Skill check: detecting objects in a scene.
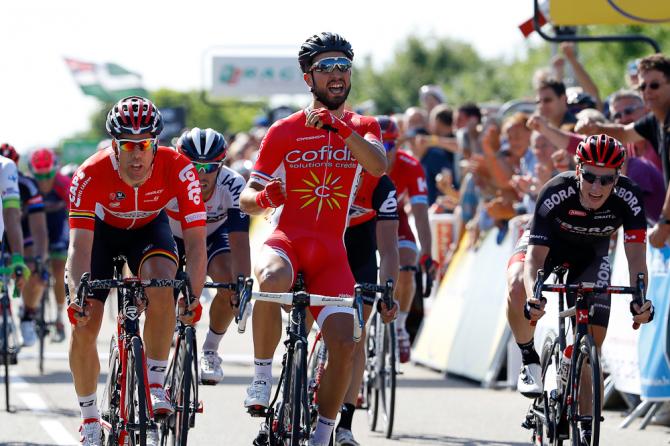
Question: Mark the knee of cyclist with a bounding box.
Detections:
[328,338,356,363]
[257,267,291,292]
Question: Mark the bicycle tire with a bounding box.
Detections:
[37,286,48,375]
[533,333,563,446]
[569,335,601,446]
[306,334,325,431]
[160,332,181,446]
[128,336,149,446]
[102,335,121,446]
[174,327,195,446]
[2,298,10,412]
[379,319,397,438]
[288,340,307,446]
[365,313,379,431]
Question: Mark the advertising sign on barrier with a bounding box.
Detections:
[639,244,670,401]
[429,213,460,283]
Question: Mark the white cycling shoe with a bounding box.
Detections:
[20,320,37,347]
[244,376,271,409]
[79,419,103,446]
[200,351,224,385]
[517,363,543,398]
[335,428,360,446]
[149,384,174,416]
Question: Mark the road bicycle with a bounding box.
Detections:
[0,261,20,413]
[74,257,191,446]
[244,273,364,446]
[522,266,647,446]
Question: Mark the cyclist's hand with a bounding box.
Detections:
[255,178,286,209]
[10,253,30,291]
[419,254,438,280]
[177,296,202,325]
[379,299,398,324]
[67,300,90,327]
[304,108,353,139]
[525,297,546,322]
[630,300,654,329]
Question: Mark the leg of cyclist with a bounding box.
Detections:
[396,245,417,363]
[20,243,42,347]
[505,230,543,397]
[200,252,235,384]
[51,255,67,342]
[244,243,293,410]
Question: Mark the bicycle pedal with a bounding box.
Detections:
[247,405,268,417]
[196,400,204,413]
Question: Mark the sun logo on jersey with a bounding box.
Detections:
[292,170,348,216]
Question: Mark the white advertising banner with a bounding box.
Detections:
[211,56,306,97]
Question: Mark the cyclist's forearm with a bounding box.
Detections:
[624,242,648,290]
[239,184,266,215]
[347,134,386,177]
[66,232,93,297]
[183,226,207,298]
[228,231,251,278]
[412,203,432,257]
[28,211,49,259]
[376,221,399,284]
[523,244,550,301]
[3,207,23,257]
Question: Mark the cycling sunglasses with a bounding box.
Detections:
[383,141,396,152]
[310,57,352,73]
[193,162,221,174]
[638,81,665,92]
[34,170,56,181]
[612,105,643,121]
[114,138,157,152]
[581,170,617,186]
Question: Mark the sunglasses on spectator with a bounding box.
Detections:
[114,138,157,152]
[581,170,617,186]
[34,170,56,181]
[310,57,352,73]
[383,141,396,152]
[612,105,643,121]
[637,81,665,92]
[193,162,221,174]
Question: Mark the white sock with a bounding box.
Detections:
[202,328,225,353]
[254,357,273,380]
[146,358,168,386]
[397,311,409,332]
[312,415,336,445]
[78,392,99,420]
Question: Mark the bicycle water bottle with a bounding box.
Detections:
[559,345,573,388]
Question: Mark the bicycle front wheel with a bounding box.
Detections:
[569,335,601,446]
[173,326,196,446]
[534,333,563,446]
[365,313,379,431]
[288,340,308,446]
[102,335,121,446]
[2,298,11,412]
[378,318,396,438]
[37,288,48,375]
[127,336,150,445]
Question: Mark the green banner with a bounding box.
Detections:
[60,139,99,165]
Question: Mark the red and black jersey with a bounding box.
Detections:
[348,173,398,227]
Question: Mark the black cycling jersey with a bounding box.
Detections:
[529,171,647,248]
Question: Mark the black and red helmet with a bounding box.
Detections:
[576,134,625,169]
[0,143,19,164]
[375,116,399,142]
[105,96,164,138]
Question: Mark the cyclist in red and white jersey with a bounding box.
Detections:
[66,96,207,446]
[167,127,250,385]
[381,116,437,363]
[239,32,387,446]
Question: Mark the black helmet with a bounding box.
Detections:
[298,32,354,73]
[177,128,228,162]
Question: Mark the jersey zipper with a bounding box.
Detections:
[128,186,139,229]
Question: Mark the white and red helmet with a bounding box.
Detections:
[105,96,163,138]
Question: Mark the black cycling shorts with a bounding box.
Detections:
[345,219,378,306]
[87,211,178,303]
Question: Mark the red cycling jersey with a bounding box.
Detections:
[251,110,382,322]
[389,150,428,206]
[69,147,207,231]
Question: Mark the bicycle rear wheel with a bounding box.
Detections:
[378,318,396,438]
[306,333,326,430]
[569,335,600,446]
[127,336,150,445]
[365,313,379,431]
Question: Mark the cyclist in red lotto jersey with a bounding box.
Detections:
[380,116,437,363]
[239,32,387,446]
[66,96,207,446]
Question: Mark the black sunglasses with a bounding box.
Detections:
[612,105,643,121]
[638,81,664,92]
[581,170,617,186]
[310,57,352,73]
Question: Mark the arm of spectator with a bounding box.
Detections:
[574,120,643,144]
[560,42,602,109]
[649,189,670,248]
[484,196,516,221]
[416,134,460,153]
[527,115,571,150]
[481,126,514,190]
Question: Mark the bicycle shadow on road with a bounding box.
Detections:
[5,405,79,418]
[393,433,527,445]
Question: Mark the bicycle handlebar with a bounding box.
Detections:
[235,277,365,342]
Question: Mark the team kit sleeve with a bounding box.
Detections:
[372,175,399,221]
[407,161,429,206]
[171,153,207,229]
[68,166,97,230]
[0,161,21,209]
[250,123,286,186]
[528,182,555,247]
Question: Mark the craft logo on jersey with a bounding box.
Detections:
[291,170,348,215]
[109,191,126,201]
